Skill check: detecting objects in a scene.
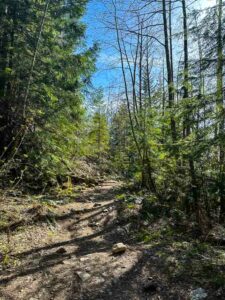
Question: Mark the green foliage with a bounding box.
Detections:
[88,111,109,158]
[84,90,110,161]
[0,0,98,186]
[137,229,162,243]
[110,104,138,178]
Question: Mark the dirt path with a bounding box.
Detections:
[0,181,151,300]
[1,181,218,300]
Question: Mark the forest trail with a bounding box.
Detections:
[0,181,223,300]
[0,181,152,300]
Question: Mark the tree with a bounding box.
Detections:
[88,91,109,162]
[0,0,97,185]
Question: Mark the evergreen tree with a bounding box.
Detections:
[88,91,109,161]
[0,0,97,185]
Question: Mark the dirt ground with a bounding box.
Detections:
[0,181,224,300]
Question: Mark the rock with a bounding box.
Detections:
[112,243,127,254]
[76,271,91,282]
[190,288,208,300]
[135,197,143,205]
[93,203,102,208]
[56,247,67,254]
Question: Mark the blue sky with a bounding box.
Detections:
[83,0,123,94]
[83,0,217,93]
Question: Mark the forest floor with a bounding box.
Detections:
[0,181,225,300]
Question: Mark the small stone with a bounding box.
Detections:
[76,271,91,282]
[135,197,143,204]
[112,243,127,254]
[93,203,101,208]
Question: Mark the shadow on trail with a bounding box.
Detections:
[0,183,123,235]
[67,201,118,232]
[18,247,180,300]
[0,202,130,286]
[0,226,114,284]
[69,252,151,300]
[0,182,157,300]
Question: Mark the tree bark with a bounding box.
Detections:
[216,0,225,220]
[162,0,176,142]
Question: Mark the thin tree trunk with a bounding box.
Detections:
[113,1,157,194]
[169,0,174,83]
[182,0,199,218]
[162,0,176,141]
[114,12,142,161]
[139,21,143,111]
[146,42,152,106]
[216,0,225,220]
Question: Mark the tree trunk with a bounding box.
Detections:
[182,0,200,219]
[216,0,225,220]
[162,0,176,142]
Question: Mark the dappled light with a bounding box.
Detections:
[0,0,225,299]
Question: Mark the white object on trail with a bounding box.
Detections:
[112,243,127,254]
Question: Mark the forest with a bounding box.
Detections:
[0,0,225,299]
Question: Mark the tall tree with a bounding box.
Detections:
[0,0,97,184]
[162,0,176,142]
[216,0,225,219]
